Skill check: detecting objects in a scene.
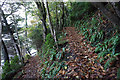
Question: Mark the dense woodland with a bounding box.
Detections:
[1,1,120,79]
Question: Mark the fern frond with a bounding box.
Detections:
[104,58,116,70]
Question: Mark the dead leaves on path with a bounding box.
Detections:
[17,27,118,79]
[17,56,40,79]
[58,27,117,79]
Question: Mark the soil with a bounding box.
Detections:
[16,27,120,79]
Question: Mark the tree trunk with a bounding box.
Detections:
[91,2,120,27]
[0,7,2,66]
[10,31,24,63]
[24,4,31,55]
[2,39,9,63]
[45,2,54,36]
[61,2,64,29]
[56,3,59,32]
[1,9,24,63]
[35,1,47,41]
[59,2,64,30]
[45,2,58,47]
[25,4,28,55]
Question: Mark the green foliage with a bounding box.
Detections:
[95,34,120,70]
[40,61,65,78]
[2,61,11,79]
[24,54,31,60]
[2,55,22,79]
[74,10,120,76]
[117,68,120,79]
[69,3,93,23]
[45,34,55,48]
[27,25,43,49]
[39,33,66,78]
[104,58,116,70]
[82,17,120,70]
[10,55,20,70]
[56,52,62,60]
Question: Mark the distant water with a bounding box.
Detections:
[1,48,37,65]
[31,49,37,56]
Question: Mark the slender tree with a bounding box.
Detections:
[1,8,24,63]
[23,3,32,55]
[59,2,65,30]
[61,2,64,29]
[25,3,28,55]
[45,2,54,36]
[0,7,2,66]
[2,39,9,63]
[35,1,47,41]
[45,2,58,47]
[55,3,59,31]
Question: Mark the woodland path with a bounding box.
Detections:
[17,27,118,79]
[58,27,117,79]
[17,56,40,79]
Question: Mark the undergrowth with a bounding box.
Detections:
[39,33,67,78]
[74,11,120,79]
[2,55,22,79]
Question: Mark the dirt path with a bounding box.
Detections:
[16,27,118,79]
[18,56,40,79]
[58,27,117,79]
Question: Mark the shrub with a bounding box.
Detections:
[39,34,66,78]
[24,54,31,60]
[2,55,22,79]
[2,61,11,79]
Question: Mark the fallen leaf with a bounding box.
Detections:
[76,76,79,78]
[65,66,67,70]
[84,56,88,58]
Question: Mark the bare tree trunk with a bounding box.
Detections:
[2,39,9,63]
[61,2,64,29]
[10,31,24,63]
[59,2,64,30]
[45,2,58,47]
[0,7,2,66]
[91,2,120,27]
[0,2,5,66]
[59,17,62,30]
[12,14,23,57]
[24,4,31,55]
[45,2,54,36]
[25,4,28,55]
[56,3,59,32]
[15,25,21,51]
[1,9,24,63]
[36,1,47,41]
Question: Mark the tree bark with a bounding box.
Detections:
[35,1,47,41]
[24,4,31,55]
[2,39,9,63]
[45,2,58,47]
[56,3,59,32]
[59,2,64,30]
[1,8,24,63]
[61,2,64,29]
[91,2,120,27]
[45,2,54,36]
[25,4,28,55]
[0,7,2,66]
